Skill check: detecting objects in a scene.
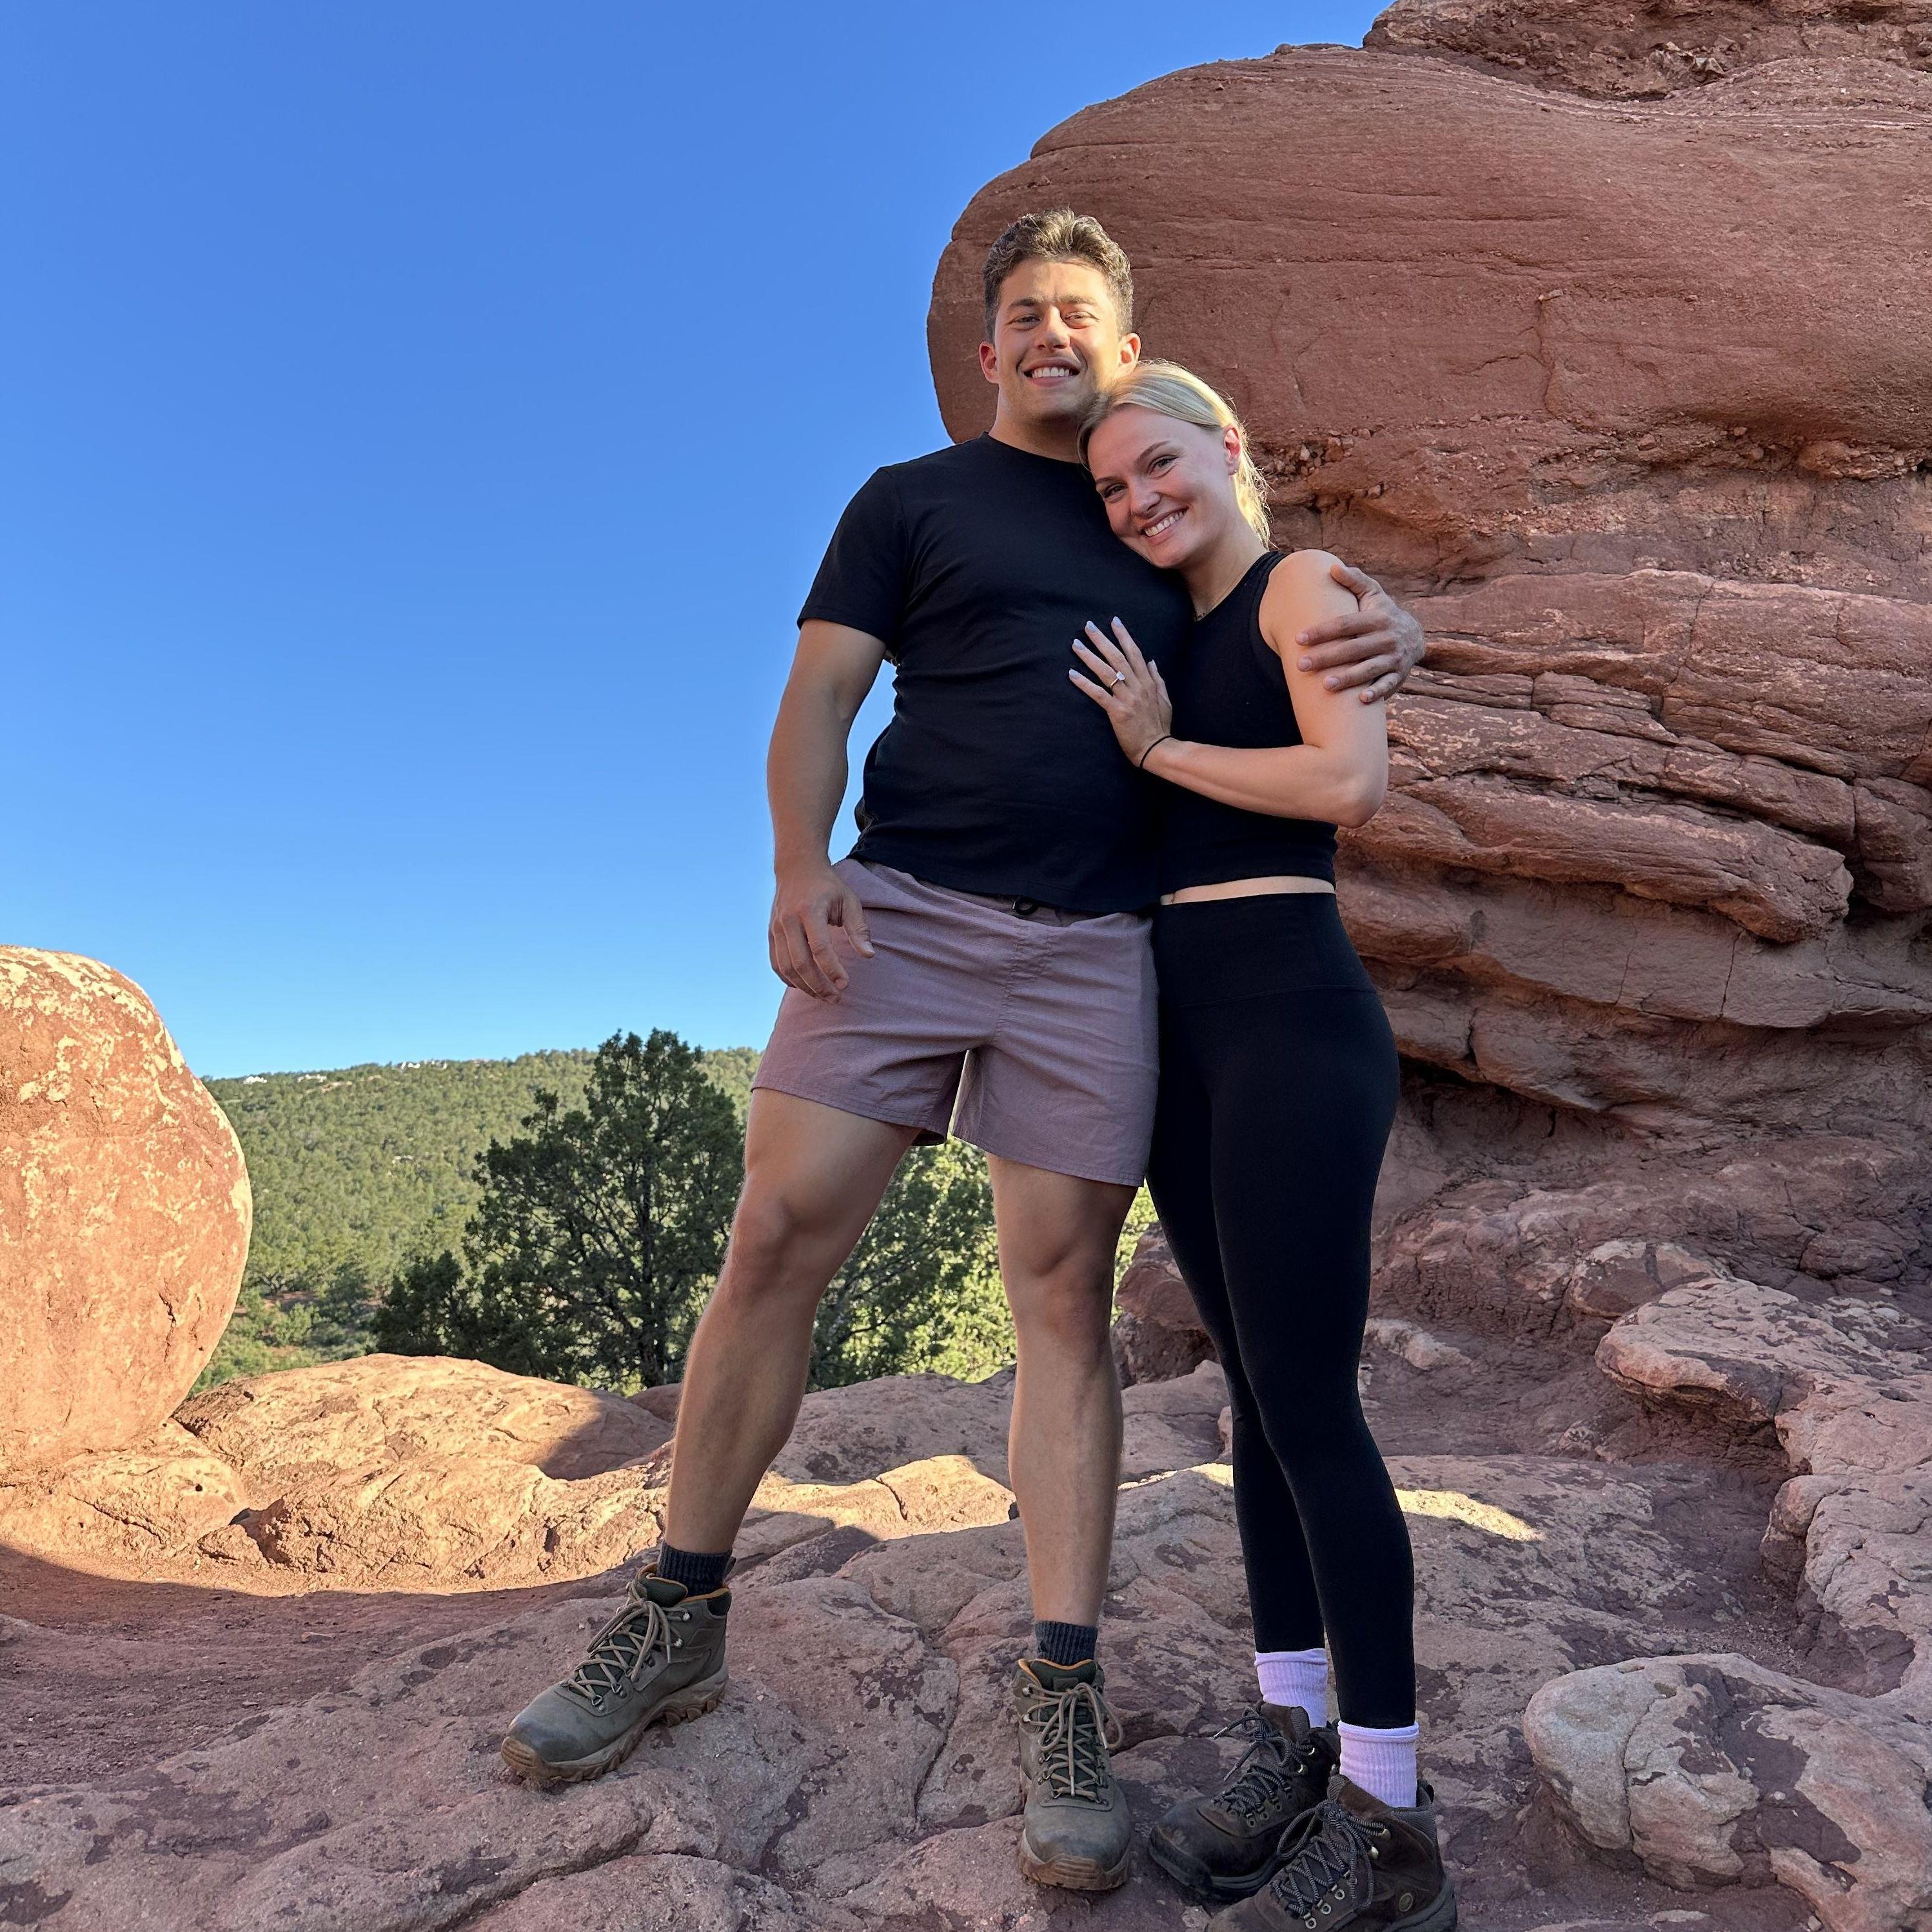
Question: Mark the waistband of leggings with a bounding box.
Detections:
[1152,890,1375,1003]
[1153,889,1347,928]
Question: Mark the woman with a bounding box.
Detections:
[1069,363,1455,1932]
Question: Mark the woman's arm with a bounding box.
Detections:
[1069,551,1390,827]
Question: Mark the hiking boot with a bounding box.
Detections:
[1011,1658,1132,1890]
[1212,1776,1457,1931]
[1150,1703,1339,1899]
[500,1568,729,1786]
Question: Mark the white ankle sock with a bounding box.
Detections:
[1337,1720,1419,1809]
[1254,1647,1330,1726]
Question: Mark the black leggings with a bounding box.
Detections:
[1147,892,1414,1730]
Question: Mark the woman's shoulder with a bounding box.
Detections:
[1262,547,1346,591]
[1256,549,1351,652]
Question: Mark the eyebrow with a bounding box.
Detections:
[1090,439,1179,488]
[1003,293,1101,319]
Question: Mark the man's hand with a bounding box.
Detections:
[769,862,874,1000]
[1296,560,1426,704]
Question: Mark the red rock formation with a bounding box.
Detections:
[936,10,1931,1925]
[936,0,1932,1274]
[1,949,250,1471]
[1110,1224,1216,1384]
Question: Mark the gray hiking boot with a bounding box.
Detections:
[1150,1702,1339,1899]
[1011,1658,1132,1891]
[1212,1776,1457,1931]
[500,1568,729,1786]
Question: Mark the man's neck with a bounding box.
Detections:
[1185,526,1271,616]
[988,413,1081,463]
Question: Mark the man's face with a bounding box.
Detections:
[978,259,1139,432]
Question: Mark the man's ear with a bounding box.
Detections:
[1117,332,1142,371]
[978,340,1000,386]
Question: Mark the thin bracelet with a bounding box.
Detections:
[1137,733,1174,770]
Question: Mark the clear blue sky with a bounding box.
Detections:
[7,3,1382,1078]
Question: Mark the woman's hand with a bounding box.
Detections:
[1070,618,1173,765]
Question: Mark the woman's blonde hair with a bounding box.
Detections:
[1079,360,1272,542]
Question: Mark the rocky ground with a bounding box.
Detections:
[6,1216,1926,1931]
[7,0,1932,1925]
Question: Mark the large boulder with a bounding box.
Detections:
[173,1351,675,1483]
[927,3,1932,1205]
[924,10,1932,1926]
[1524,1653,1932,1932]
[0,949,250,1471]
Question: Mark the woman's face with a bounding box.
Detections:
[1087,407,1244,571]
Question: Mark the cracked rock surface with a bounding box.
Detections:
[0,1343,1843,1931]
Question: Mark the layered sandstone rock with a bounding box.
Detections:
[929,9,1932,1176]
[932,7,1932,1925]
[6,8,1930,1930]
[0,949,250,1471]
[1597,1277,1932,1708]
[1368,0,1932,99]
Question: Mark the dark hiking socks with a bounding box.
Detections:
[656,1542,731,1595]
[1033,1619,1099,1668]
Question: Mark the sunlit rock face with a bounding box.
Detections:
[929,0,1932,1265]
[0,947,251,1472]
[935,10,1931,1925]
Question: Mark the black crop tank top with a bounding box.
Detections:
[1158,551,1338,895]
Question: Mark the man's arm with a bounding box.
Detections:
[1296,560,1426,704]
[767,619,889,1000]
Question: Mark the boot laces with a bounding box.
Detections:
[1027,1679,1123,1804]
[560,1596,673,1705]
[1211,1710,1303,1821]
[1268,1800,1383,1920]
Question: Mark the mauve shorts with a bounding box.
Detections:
[751,859,1158,1187]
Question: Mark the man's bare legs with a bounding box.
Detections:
[989,1154,1135,1628]
[669,1116,1132,1610]
[665,1089,917,1552]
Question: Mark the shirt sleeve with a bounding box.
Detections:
[796,467,907,652]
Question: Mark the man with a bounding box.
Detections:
[500,210,1424,1891]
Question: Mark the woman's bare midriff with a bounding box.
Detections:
[1160,875,1337,905]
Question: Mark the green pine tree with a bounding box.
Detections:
[375,1030,744,1387]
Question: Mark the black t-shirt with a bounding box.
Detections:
[798,434,1194,912]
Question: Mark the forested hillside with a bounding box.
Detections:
[198,1041,1143,1392]
[199,1045,761,1385]
[207,1047,759,1289]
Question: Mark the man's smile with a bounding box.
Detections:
[1023,356,1081,383]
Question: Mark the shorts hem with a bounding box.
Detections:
[748,1074,949,1146]
[954,1123,1146,1190]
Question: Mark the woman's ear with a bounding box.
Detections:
[1224,423,1243,475]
